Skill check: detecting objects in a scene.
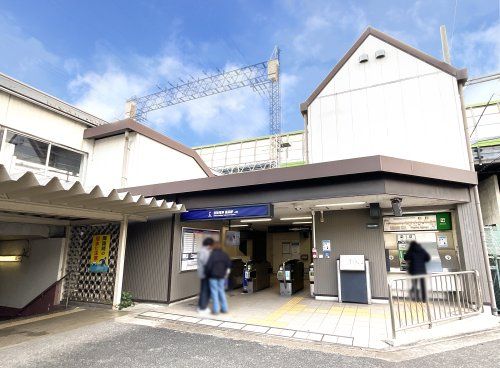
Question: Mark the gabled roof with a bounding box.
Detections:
[84,118,214,177]
[300,27,468,114]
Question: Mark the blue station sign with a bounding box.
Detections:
[181,204,272,221]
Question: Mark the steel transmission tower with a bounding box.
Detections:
[127,47,282,171]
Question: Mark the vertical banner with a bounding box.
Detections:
[89,234,111,273]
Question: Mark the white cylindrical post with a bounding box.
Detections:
[113,216,129,309]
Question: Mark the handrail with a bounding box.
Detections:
[388,270,483,338]
[17,272,74,316]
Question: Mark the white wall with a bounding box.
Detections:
[85,132,208,189]
[307,35,470,170]
[126,134,208,187]
[0,238,65,308]
[85,134,125,189]
[0,91,93,153]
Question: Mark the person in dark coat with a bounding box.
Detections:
[205,241,231,314]
[404,241,431,302]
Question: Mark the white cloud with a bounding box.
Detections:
[0,12,64,85]
[454,22,500,77]
[282,1,368,62]
[68,49,270,142]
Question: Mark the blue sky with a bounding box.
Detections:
[0,0,498,146]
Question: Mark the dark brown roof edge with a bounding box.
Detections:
[84,118,214,177]
[300,26,468,114]
[121,155,477,197]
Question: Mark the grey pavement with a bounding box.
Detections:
[1,318,500,368]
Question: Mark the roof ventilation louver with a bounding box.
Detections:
[375,49,386,59]
[358,53,369,63]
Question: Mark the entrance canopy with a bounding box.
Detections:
[0,165,185,224]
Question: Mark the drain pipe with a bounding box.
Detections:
[458,81,498,315]
[121,130,130,188]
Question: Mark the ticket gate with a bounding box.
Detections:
[243,260,272,293]
[308,263,315,297]
[277,260,304,296]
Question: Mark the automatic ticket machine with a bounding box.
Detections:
[229,259,245,289]
[277,260,304,296]
[243,260,272,293]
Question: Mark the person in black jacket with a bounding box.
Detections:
[205,241,231,314]
[404,241,431,302]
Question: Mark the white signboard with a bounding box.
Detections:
[383,215,437,232]
[339,255,365,271]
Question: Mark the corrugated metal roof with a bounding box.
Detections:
[0,165,184,222]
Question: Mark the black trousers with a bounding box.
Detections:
[198,278,210,310]
[411,278,427,302]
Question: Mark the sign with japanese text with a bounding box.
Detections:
[89,234,111,273]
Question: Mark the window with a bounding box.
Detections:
[49,145,82,175]
[7,132,48,165]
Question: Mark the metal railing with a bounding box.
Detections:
[388,271,483,338]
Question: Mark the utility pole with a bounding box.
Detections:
[440,25,451,64]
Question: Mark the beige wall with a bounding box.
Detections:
[269,232,311,273]
[0,238,65,308]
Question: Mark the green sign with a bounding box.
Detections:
[436,212,452,231]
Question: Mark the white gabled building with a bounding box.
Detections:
[300,27,470,171]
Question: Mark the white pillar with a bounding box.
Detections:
[113,215,129,309]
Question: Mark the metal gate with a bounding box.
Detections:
[64,223,120,304]
[388,271,483,338]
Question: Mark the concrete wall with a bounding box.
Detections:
[478,175,500,227]
[307,34,469,170]
[0,238,65,308]
[314,209,387,298]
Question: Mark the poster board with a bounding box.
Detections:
[181,227,220,271]
[89,234,111,273]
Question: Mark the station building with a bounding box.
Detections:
[0,27,497,319]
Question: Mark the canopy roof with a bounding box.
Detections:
[0,165,184,223]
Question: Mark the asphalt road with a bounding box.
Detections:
[1,319,499,368]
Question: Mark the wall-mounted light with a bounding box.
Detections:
[229,224,249,228]
[0,255,22,262]
[292,221,312,225]
[280,216,312,221]
[240,218,272,223]
[315,201,366,208]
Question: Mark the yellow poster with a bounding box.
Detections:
[89,234,111,273]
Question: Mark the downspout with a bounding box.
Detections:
[121,131,130,188]
[302,111,309,164]
[458,81,498,314]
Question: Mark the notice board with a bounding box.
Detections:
[181,227,220,271]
